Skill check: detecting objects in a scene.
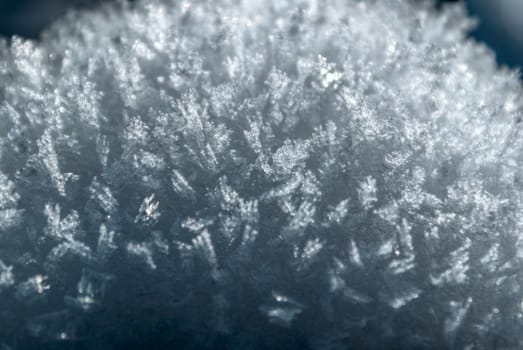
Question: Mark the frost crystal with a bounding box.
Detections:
[15,275,50,302]
[134,193,160,225]
[0,260,15,292]
[1,0,523,348]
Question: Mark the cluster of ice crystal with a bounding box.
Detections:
[1,0,523,348]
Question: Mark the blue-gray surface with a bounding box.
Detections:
[1,0,523,349]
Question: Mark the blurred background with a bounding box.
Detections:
[0,0,522,75]
[0,0,111,38]
[438,0,523,75]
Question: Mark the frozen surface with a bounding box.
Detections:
[0,0,523,348]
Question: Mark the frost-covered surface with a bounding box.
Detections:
[1,0,523,348]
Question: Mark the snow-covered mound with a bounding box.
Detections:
[1,0,523,348]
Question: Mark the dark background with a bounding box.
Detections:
[0,0,102,38]
[0,0,521,75]
[437,0,523,74]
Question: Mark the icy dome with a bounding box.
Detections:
[1,0,523,348]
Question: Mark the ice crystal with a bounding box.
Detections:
[0,260,14,292]
[0,0,523,348]
[15,275,50,303]
[259,291,306,327]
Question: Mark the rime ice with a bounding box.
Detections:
[0,0,523,348]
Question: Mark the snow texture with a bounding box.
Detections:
[0,0,523,348]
